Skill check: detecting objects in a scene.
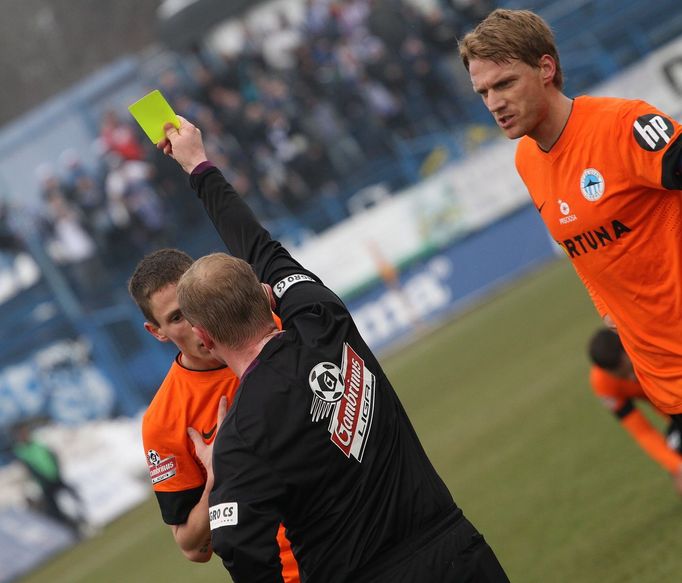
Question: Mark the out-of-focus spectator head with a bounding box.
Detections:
[191,62,215,88]
[59,148,81,171]
[245,101,266,121]
[208,86,243,111]
[35,163,61,195]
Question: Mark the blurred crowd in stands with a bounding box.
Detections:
[3,0,494,306]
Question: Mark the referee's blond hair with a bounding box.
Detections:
[177,253,274,349]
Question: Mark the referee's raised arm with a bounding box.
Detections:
[161,117,308,293]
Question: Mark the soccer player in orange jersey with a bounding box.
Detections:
[128,249,299,581]
[588,328,682,495]
[459,10,682,424]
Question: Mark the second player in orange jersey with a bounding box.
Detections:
[128,248,299,581]
[459,9,682,417]
[588,328,682,495]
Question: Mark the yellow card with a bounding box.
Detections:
[127,90,179,144]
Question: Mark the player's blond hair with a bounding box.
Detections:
[176,253,275,349]
[458,9,563,90]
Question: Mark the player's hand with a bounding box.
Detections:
[187,395,228,476]
[673,464,682,496]
[157,116,209,174]
[603,314,617,331]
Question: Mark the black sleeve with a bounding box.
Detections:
[155,487,204,525]
[191,168,316,290]
[191,168,345,320]
[662,133,682,190]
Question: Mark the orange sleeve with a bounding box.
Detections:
[142,415,205,493]
[619,100,682,189]
[620,409,682,474]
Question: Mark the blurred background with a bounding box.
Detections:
[1,0,681,581]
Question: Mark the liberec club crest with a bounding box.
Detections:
[580,168,605,201]
[308,343,376,462]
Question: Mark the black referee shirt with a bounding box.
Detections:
[193,168,459,583]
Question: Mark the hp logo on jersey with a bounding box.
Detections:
[633,114,674,152]
[580,168,605,202]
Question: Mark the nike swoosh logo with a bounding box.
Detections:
[202,424,217,441]
[536,202,546,214]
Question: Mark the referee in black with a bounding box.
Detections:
[160,117,509,583]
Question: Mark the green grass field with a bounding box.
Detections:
[20,259,682,583]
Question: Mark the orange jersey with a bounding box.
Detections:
[516,96,682,413]
[590,365,682,473]
[143,355,299,582]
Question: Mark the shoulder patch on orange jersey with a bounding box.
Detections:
[147,449,177,484]
[633,114,674,152]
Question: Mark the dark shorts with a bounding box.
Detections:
[359,515,509,583]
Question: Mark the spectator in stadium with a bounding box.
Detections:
[11,422,87,537]
[104,151,168,255]
[41,188,108,305]
[160,116,510,583]
[459,9,682,423]
[588,328,682,495]
[99,110,145,161]
[127,249,299,579]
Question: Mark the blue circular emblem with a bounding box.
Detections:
[580,168,605,201]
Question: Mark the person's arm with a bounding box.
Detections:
[603,398,682,475]
[169,478,213,562]
[172,396,228,562]
[161,118,333,324]
[143,396,226,562]
[620,100,682,190]
[160,118,313,286]
[662,133,682,189]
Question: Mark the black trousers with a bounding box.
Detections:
[359,516,510,583]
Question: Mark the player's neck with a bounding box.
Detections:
[178,351,224,372]
[532,92,574,152]
[217,328,283,378]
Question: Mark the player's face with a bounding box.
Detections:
[145,283,223,370]
[469,57,550,140]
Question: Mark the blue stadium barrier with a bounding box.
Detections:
[346,203,559,354]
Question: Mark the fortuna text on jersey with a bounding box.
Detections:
[559,219,632,258]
